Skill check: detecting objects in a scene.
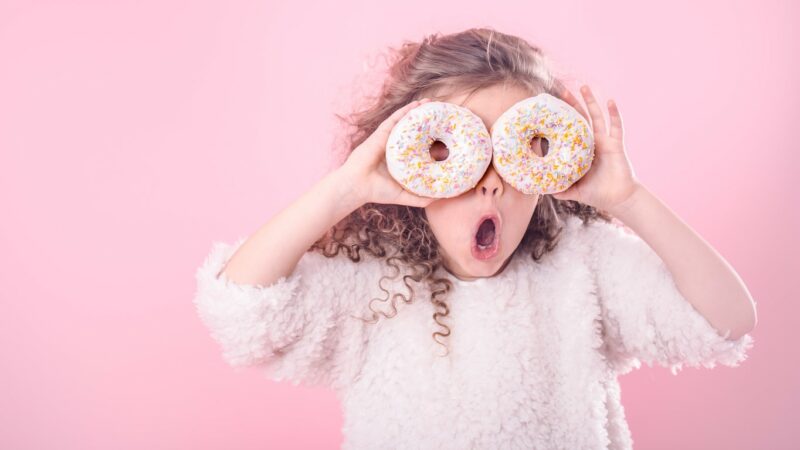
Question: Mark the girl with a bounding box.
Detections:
[193,28,756,450]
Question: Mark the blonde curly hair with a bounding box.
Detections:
[310,27,614,356]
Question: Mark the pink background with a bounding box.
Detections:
[1,0,796,448]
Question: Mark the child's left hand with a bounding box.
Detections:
[551,85,640,213]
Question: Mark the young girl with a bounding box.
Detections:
[193,28,756,449]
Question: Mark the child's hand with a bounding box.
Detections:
[551,85,641,213]
[339,98,438,208]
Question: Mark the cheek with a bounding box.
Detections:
[424,202,469,240]
[503,195,539,235]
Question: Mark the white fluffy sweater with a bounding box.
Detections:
[193,215,754,449]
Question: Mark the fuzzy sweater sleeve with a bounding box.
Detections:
[193,236,372,390]
[583,219,755,375]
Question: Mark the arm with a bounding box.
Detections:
[556,85,755,374]
[581,215,755,375]
[194,98,435,388]
[193,167,371,389]
[608,184,757,340]
[218,96,436,285]
[218,168,365,285]
[555,84,757,341]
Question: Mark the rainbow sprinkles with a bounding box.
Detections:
[385,93,594,198]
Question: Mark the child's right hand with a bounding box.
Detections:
[338,98,437,208]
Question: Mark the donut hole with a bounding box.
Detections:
[529,135,549,157]
[429,140,449,161]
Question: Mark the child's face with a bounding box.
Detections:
[424,82,545,281]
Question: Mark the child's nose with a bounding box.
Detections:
[475,163,503,197]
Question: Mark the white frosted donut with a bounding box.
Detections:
[491,93,594,195]
[385,101,493,198]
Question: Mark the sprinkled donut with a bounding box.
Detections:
[491,93,594,195]
[385,101,493,198]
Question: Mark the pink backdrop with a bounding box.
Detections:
[1,0,796,448]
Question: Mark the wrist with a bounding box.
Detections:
[326,167,368,213]
[608,182,648,219]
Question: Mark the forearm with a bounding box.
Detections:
[608,184,758,339]
[218,168,365,287]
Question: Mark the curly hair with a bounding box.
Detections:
[309,27,614,356]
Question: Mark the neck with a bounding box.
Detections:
[442,253,514,281]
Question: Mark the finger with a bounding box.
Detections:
[560,87,591,124]
[580,85,607,137]
[607,99,624,141]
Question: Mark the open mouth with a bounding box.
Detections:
[471,214,500,260]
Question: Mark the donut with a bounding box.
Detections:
[491,93,595,195]
[385,101,493,198]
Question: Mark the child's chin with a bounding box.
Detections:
[462,259,502,278]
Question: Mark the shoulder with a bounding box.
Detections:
[298,247,386,285]
[525,214,649,279]
[559,214,669,282]
[551,214,627,255]
[508,215,618,282]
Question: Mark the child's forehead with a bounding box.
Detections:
[434,85,538,132]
